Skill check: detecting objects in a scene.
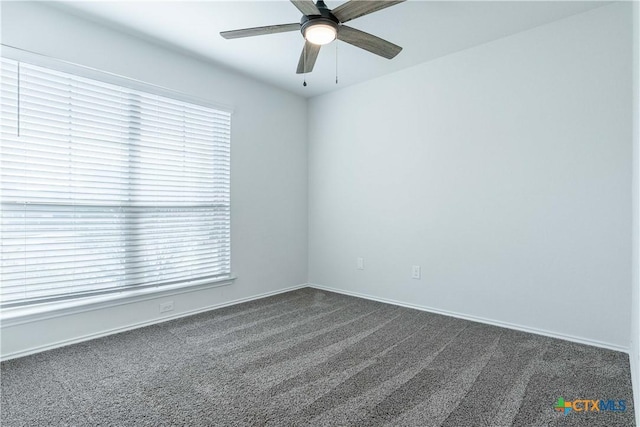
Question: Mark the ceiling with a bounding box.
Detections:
[53,1,608,98]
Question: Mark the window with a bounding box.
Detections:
[1,55,231,307]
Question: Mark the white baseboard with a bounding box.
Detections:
[631,341,640,422]
[309,283,629,354]
[3,282,629,361]
[1,283,308,362]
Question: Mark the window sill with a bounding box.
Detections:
[1,276,236,327]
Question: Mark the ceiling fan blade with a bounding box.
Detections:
[220,23,300,39]
[337,25,402,59]
[290,0,321,16]
[332,0,405,23]
[296,41,321,74]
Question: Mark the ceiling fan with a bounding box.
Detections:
[220,0,405,74]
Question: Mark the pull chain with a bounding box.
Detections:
[335,41,338,84]
[303,43,307,87]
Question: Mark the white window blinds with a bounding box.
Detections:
[1,57,231,306]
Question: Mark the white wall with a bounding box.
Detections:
[0,2,308,359]
[631,0,640,420]
[309,3,633,349]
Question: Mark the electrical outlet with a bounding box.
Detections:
[357,257,364,270]
[159,301,174,313]
[411,265,421,279]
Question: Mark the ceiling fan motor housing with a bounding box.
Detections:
[300,0,339,38]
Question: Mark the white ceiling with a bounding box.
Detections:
[54,1,608,98]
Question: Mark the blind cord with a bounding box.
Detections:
[17,62,21,137]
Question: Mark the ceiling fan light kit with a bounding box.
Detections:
[302,19,338,46]
[220,0,405,77]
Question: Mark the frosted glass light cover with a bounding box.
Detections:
[305,24,337,45]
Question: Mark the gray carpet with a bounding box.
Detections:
[1,288,636,426]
